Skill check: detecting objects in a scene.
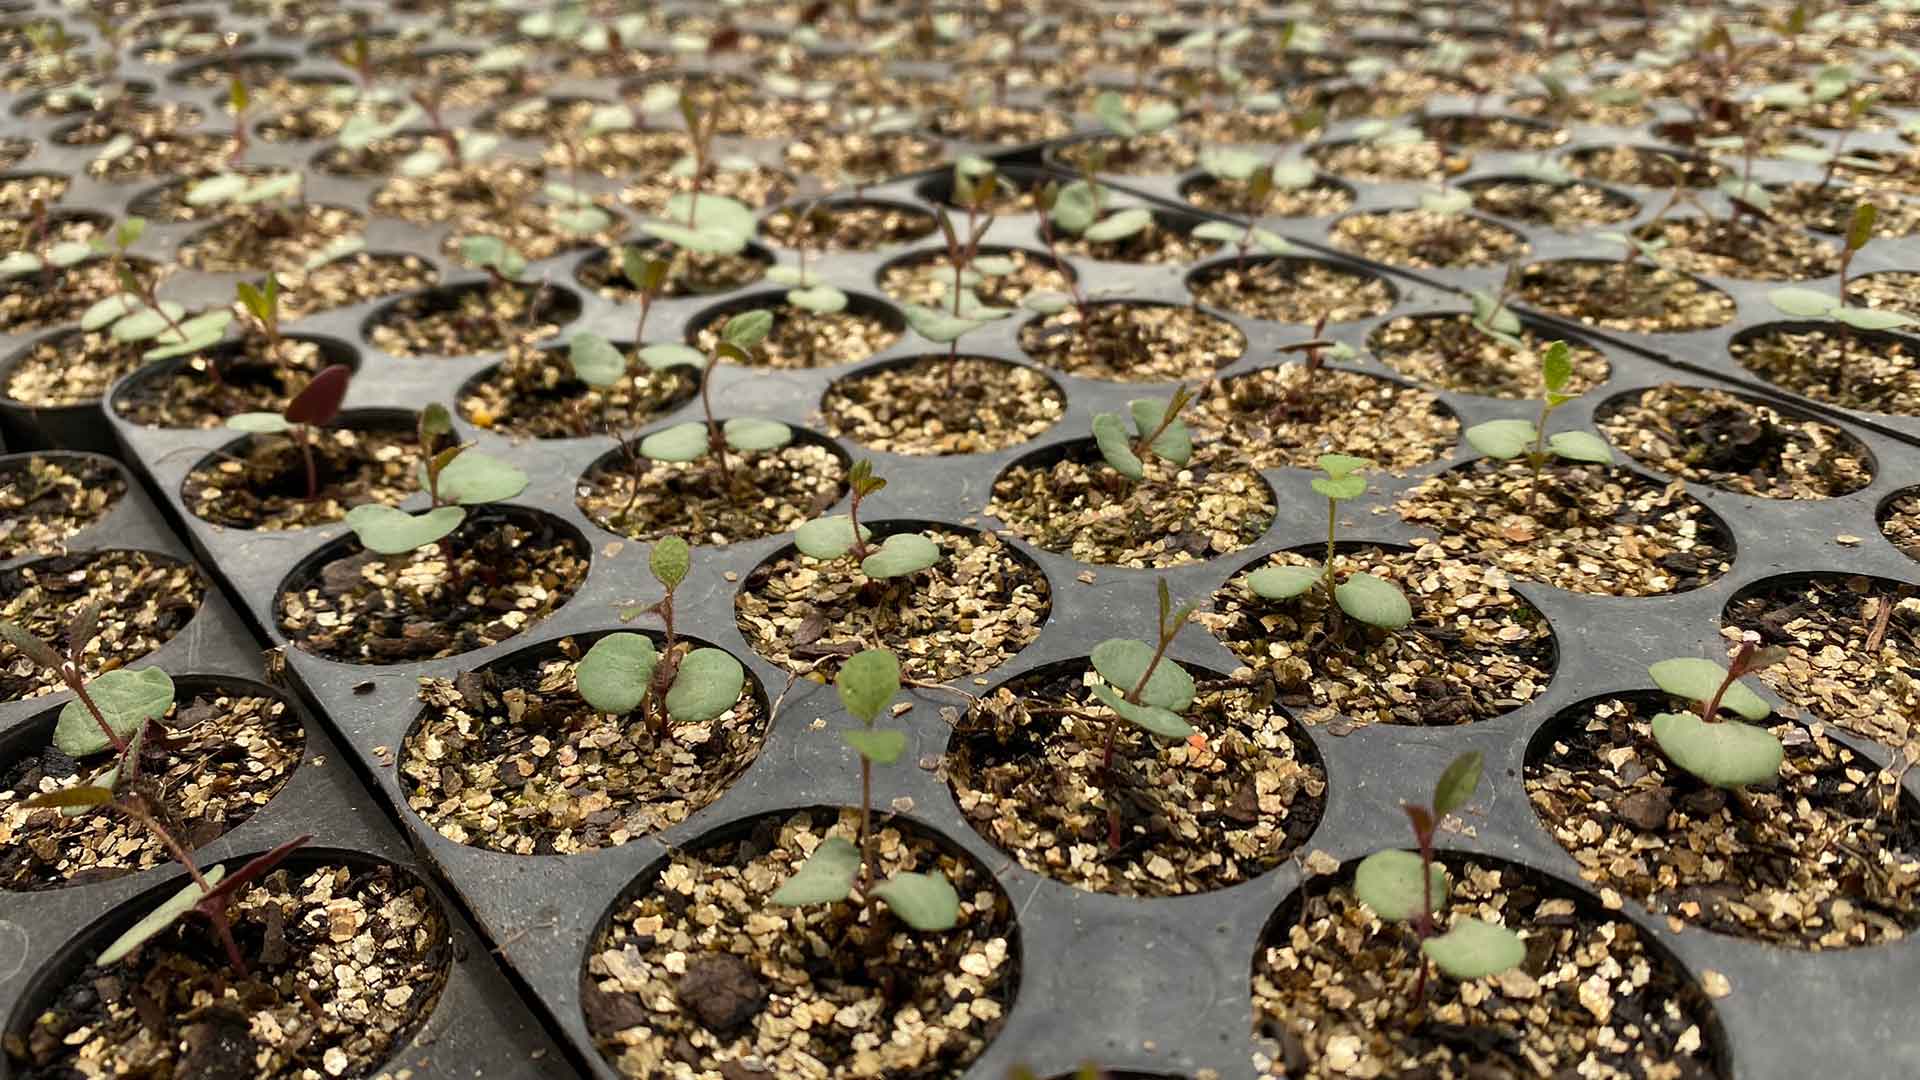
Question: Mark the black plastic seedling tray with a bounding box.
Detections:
[0,450,571,1079]
[5,0,1920,1077]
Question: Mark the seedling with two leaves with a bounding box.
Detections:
[575,536,749,733]
[1352,752,1525,1004]
[1245,454,1411,631]
[621,309,793,489]
[1464,340,1615,509]
[1646,641,1788,788]
[225,363,353,501]
[794,460,942,580]
[1767,204,1916,330]
[75,218,235,364]
[1092,385,1195,482]
[0,609,315,975]
[341,402,528,554]
[769,648,961,931]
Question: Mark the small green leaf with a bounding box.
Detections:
[1128,399,1192,465]
[1192,220,1245,244]
[1541,340,1572,393]
[1050,181,1100,234]
[142,310,233,361]
[1353,849,1448,921]
[650,536,690,589]
[185,172,248,206]
[1084,207,1153,243]
[722,309,773,350]
[770,836,860,906]
[1422,917,1526,980]
[844,727,908,764]
[861,532,940,578]
[1833,306,1917,330]
[1318,453,1369,480]
[575,632,658,715]
[1089,639,1195,711]
[787,285,847,313]
[54,667,175,756]
[1334,572,1412,630]
[637,343,706,370]
[1650,712,1784,789]
[795,515,871,560]
[1092,412,1145,480]
[98,865,228,966]
[639,422,711,462]
[1431,751,1484,818]
[0,619,61,667]
[1023,291,1071,314]
[567,332,626,387]
[431,451,528,505]
[1767,286,1839,318]
[1311,474,1367,501]
[344,504,466,555]
[1546,430,1615,464]
[642,221,746,254]
[665,648,746,723]
[904,303,989,343]
[1247,563,1323,600]
[1648,658,1770,719]
[721,417,792,452]
[1465,418,1538,460]
[226,412,290,433]
[872,871,960,931]
[837,648,901,724]
[81,294,139,331]
[1090,682,1194,739]
[110,302,186,342]
[662,193,757,239]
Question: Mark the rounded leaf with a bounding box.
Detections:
[1465,418,1538,460]
[1767,286,1838,318]
[1335,572,1412,630]
[639,422,711,462]
[1546,430,1615,464]
[770,836,860,906]
[344,504,466,555]
[1650,711,1785,788]
[226,412,291,434]
[1431,751,1484,817]
[1311,474,1367,501]
[569,332,627,387]
[1353,849,1448,921]
[837,648,901,723]
[795,515,870,560]
[285,364,352,427]
[904,303,989,343]
[55,667,175,756]
[1089,638,1195,711]
[575,632,658,715]
[1128,399,1192,465]
[1648,658,1770,719]
[1083,207,1153,243]
[872,871,960,931]
[1422,917,1526,980]
[860,532,940,578]
[843,727,908,764]
[786,285,847,313]
[721,309,773,349]
[665,647,746,723]
[1090,682,1194,739]
[650,536,690,589]
[432,451,528,505]
[1092,412,1145,480]
[722,417,793,452]
[637,343,707,371]
[1248,563,1323,600]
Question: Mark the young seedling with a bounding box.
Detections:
[1092,385,1195,482]
[1027,181,1094,319]
[623,309,791,491]
[1646,641,1788,788]
[769,648,960,931]
[1091,89,1180,143]
[575,536,748,733]
[1463,340,1615,509]
[1352,751,1525,1004]
[1267,314,1357,412]
[341,402,528,555]
[1245,454,1412,631]
[1,611,315,975]
[793,460,940,580]
[1766,204,1914,331]
[0,199,101,281]
[76,218,235,365]
[225,363,353,501]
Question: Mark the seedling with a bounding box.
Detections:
[1268,314,1358,411]
[575,536,748,733]
[1092,385,1195,481]
[1352,752,1525,1004]
[1,610,314,975]
[76,217,235,365]
[793,460,941,579]
[225,363,352,501]
[342,402,528,555]
[1766,203,1914,329]
[1028,181,1094,318]
[1091,89,1180,142]
[770,648,961,931]
[619,309,792,491]
[1647,641,1788,788]
[0,199,100,281]
[1463,340,1615,509]
[1245,454,1412,631]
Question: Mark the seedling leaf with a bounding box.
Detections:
[872,871,960,930]
[722,417,793,452]
[54,667,175,756]
[1465,418,1538,460]
[1088,638,1195,711]
[860,532,940,578]
[1247,563,1323,600]
[795,515,872,560]
[575,632,658,715]
[1422,917,1526,979]
[1647,658,1770,719]
[1354,849,1448,921]
[844,727,908,764]
[664,648,745,723]
[344,504,466,554]
[1334,572,1412,629]
[650,536,690,589]
[1650,712,1784,788]
[770,836,859,906]
[569,332,627,387]
[431,451,528,505]
[1431,751,1483,817]
[639,422,710,462]
[1092,412,1145,480]
[837,648,900,723]
[1090,682,1194,739]
[1546,430,1615,464]
[98,865,228,966]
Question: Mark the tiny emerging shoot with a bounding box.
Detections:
[1352,752,1524,1005]
[624,309,792,492]
[1767,204,1916,330]
[1246,454,1411,631]
[770,648,961,931]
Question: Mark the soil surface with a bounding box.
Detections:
[577,440,846,545]
[1368,314,1609,399]
[1189,260,1395,325]
[0,550,203,701]
[114,338,340,431]
[184,423,426,531]
[691,301,901,370]
[1329,210,1527,269]
[1598,385,1872,499]
[1188,364,1460,473]
[820,357,1063,455]
[1018,303,1245,381]
[0,455,124,560]
[1731,325,1920,416]
[1513,260,1736,333]
[460,345,698,440]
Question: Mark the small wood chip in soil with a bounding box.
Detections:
[1883,490,1920,564]
[402,635,767,855]
[1526,692,1920,949]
